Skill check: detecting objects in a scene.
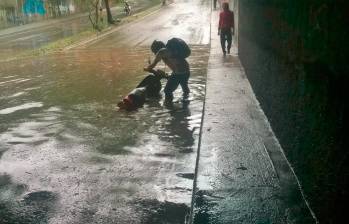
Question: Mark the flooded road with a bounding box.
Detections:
[0,46,209,223]
[0,0,211,223]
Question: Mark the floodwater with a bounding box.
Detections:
[0,45,209,223]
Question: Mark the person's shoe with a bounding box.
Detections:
[183,92,189,98]
[223,51,226,56]
[164,95,173,103]
[164,98,173,108]
[182,93,189,102]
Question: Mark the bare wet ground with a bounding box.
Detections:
[0,45,209,223]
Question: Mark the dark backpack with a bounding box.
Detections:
[166,38,191,58]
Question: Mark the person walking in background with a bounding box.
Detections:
[213,0,217,9]
[218,2,235,55]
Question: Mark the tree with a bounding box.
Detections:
[88,0,103,31]
[103,0,115,24]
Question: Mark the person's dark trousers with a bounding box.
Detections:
[213,0,217,9]
[164,72,190,100]
[220,28,232,54]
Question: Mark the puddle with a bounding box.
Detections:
[135,198,190,224]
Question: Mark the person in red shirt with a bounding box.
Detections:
[218,2,235,55]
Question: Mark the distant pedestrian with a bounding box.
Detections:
[218,2,235,55]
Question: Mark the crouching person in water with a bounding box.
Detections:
[117,69,168,111]
[144,39,191,103]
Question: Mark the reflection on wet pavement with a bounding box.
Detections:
[0,45,209,223]
[0,102,43,115]
[0,174,58,224]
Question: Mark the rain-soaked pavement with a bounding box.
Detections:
[0,0,211,223]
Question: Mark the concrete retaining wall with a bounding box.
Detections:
[237,0,349,223]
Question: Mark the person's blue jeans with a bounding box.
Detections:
[164,72,190,100]
[220,28,232,53]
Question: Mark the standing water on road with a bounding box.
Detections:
[0,45,209,223]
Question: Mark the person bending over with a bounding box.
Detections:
[144,39,191,102]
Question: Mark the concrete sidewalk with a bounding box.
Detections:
[190,9,317,224]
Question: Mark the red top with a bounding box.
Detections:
[219,10,234,29]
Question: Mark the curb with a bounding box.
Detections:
[188,1,213,223]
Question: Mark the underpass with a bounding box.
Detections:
[0,0,325,223]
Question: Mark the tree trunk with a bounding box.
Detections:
[104,0,114,24]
